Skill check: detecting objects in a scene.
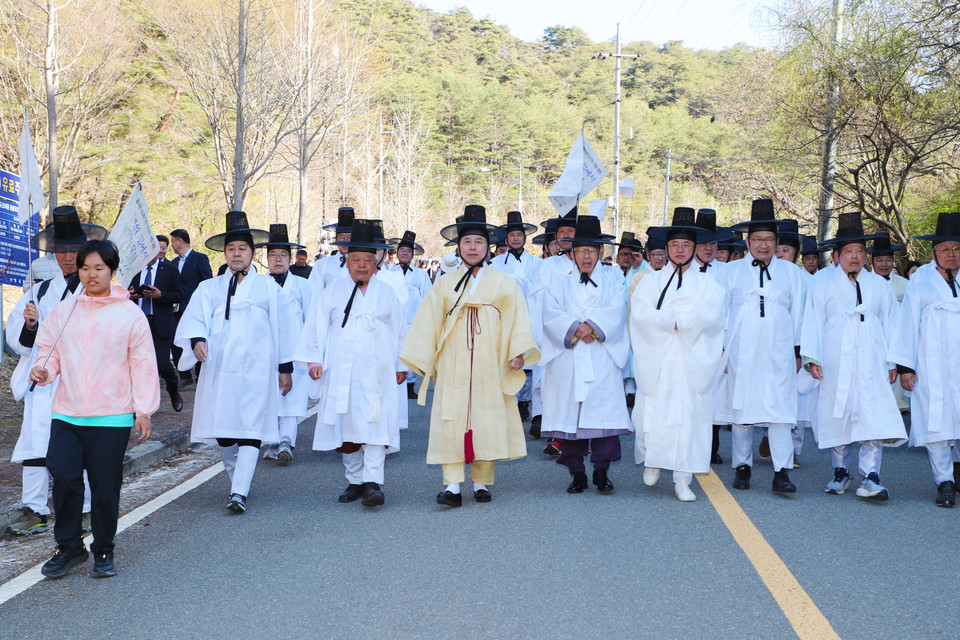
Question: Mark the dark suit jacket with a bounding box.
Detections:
[132,260,183,340]
[175,249,213,308]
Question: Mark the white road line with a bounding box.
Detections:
[0,462,223,607]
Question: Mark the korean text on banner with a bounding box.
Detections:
[110,183,159,288]
[548,132,608,215]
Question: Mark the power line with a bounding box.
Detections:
[653,0,691,43]
[623,0,662,44]
[621,0,650,37]
[690,2,748,49]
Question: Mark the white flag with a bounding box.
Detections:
[548,132,608,215]
[110,183,160,288]
[590,199,607,221]
[17,111,45,224]
[619,177,635,199]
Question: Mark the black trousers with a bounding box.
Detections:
[148,319,179,396]
[47,420,130,553]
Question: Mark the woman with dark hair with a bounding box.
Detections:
[905,260,922,279]
[30,239,160,579]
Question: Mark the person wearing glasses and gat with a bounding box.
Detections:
[715,199,806,495]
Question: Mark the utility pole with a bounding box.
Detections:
[662,148,672,225]
[592,25,639,238]
[817,0,845,262]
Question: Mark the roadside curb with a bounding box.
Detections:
[0,426,195,533]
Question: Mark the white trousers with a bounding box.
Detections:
[221,444,260,497]
[343,445,387,485]
[22,467,91,516]
[926,440,958,485]
[792,422,809,456]
[733,423,794,471]
[278,416,298,447]
[673,470,692,484]
[831,441,882,476]
[531,367,543,418]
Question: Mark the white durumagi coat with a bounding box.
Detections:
[889,266,960,446]
[800,266,906,448]
[631,266,725,473]
[294,276,406,452]
[491,250,542,375]
[276,273,315,421]
[377,266,411,430]
[307,253,349,292]
[693,259,732,425]
[715,255,804,426]
[540,268,632,437]
[391,263,433,325]
[7,274,76,462]
[174,271,299,444]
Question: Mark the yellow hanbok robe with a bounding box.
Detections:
[400,266,540,464]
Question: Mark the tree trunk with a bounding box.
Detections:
[232,0,247,211]
[297,143,308,244]
[44,0,58,210]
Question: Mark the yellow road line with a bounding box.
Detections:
[698,470,841,640]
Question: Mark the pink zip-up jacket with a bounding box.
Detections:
[35,284,160,419]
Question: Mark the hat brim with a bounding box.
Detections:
[541,217,576,231]
[387,238,425,255]
[729,219,795,233]
[205,228,272,251]
[558,235,614,245]
[32,223,109,253]
[867,245,903,255]
[321,222,353,233]
[331,240,394,251]
[646,225,714,244]
[915,234,960,243]
[500,222,538,235]
[439,222,505,244]
[255,241,306,250]
[826,233,887,247]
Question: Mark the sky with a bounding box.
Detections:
[414,0,771,50]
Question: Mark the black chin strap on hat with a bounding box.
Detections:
[752,258,772,317]
[509,247,524,262]
[934,254,958,297]
[342,280,364,327]
[339,255,345,267]
[847,271,865,321]
[448,254,485,316]
[699,261,710,273]
[225,268,248,320]
[656,256,694,310]
[579,271,597,287]
[271,272,287,287]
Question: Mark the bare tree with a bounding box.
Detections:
[156,0,300,211]
[384,98,433,235]
[0,0,136,211]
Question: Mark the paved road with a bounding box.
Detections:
[0,396,956,639]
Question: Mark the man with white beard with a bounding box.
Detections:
[801,212,906,501]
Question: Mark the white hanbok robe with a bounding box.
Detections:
[294,276,406,452]
[800,266,906,448]
[631,266,725,472]
[174,271,299,444]
[275,273,315,422]
[694,259,732,424]
[540,268,632,438]
[715,255,804,426]
[307,253,349,292]
[490,250,542,376]
[391,263,433,324]
[378,266,411,430]
[7,274,77,462]
[889,266,960,446]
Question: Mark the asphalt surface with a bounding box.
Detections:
[0,396,956,640]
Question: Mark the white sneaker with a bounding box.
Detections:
[277,442,293,463]
[675,481,696,502]
[643,467,660,486]
[262,445,279,460]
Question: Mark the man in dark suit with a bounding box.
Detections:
[130,237,185,411]
[169,228,213,385]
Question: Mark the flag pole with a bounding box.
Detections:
[28,287,82,393]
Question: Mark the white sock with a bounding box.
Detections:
[473,483,487,493]
[221,444,239,483]
[231,446,259,497]
[445,483,461,494]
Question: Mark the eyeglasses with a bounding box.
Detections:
[267,252,289,260]
[573,247,599,256]
[666,241,694,251]
[749,236,777,246]
[935,245,960,255]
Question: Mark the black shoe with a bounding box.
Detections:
[338,483,365,503]
[772,469,796,494]
[41,546,88,579]
[171,393,183,412]
[361,482,385,507]
[474,489,492,503]
[91,550,117,578]
[436,490,462,507]
[227,493,247,513]
[407,382,417,399]
[518,401,531,422]
[733,464,751,490]
[593,469,614,492]
[529,415,542,439]
[626,393,635,409]
[711,453,723,465]
[936,481,956,508]
[567,472,588,494]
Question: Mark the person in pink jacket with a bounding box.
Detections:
[30,239,160,579]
